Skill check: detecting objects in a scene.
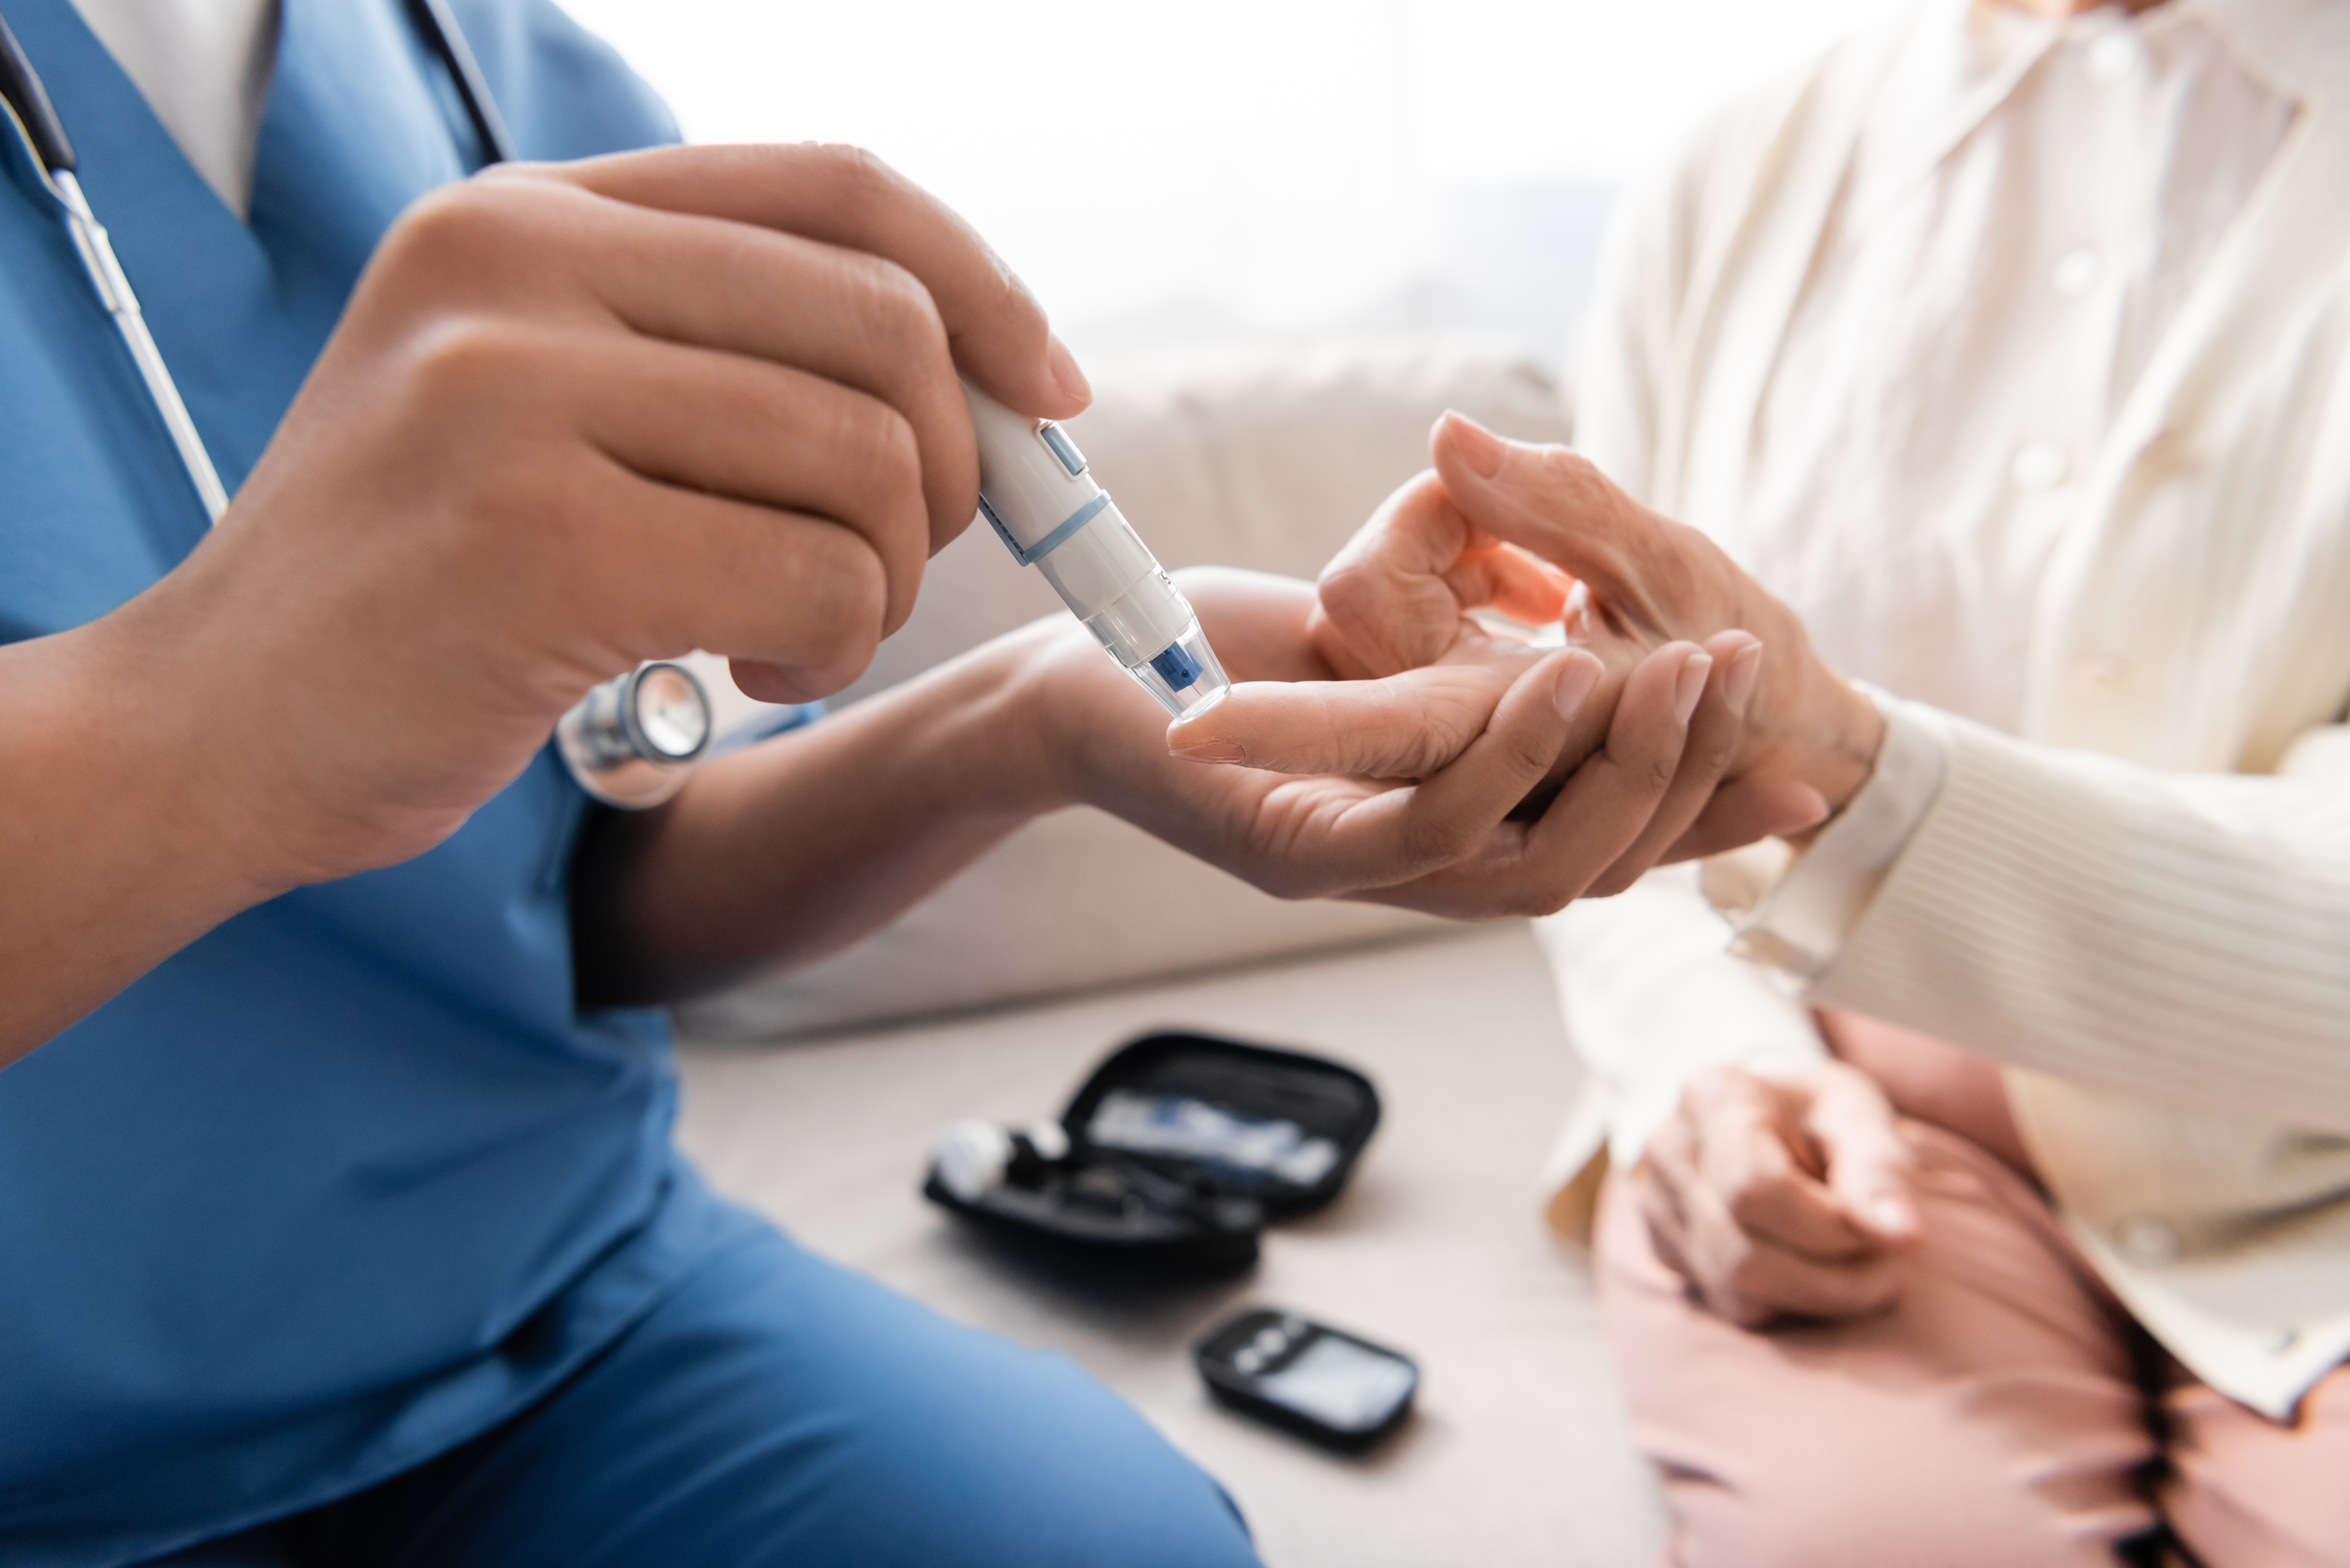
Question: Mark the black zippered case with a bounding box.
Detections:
[922,1029,1382,1274]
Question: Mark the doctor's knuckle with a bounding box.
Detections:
[389,180,548,277]
[793,534,890,658]
[1400,811,1472,870]
[398,316,549,411]
[826,397,923,497]
[1626,750,1677,797]
[850,257,949,366]
[1499,723,1558,782]
[809,142,909,209]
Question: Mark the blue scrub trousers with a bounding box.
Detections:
[142,1223,1261,1568]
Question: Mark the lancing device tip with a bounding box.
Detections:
[962,378,1232,721]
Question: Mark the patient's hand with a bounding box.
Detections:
[1403,413,1883,830]
[1638,1061,1921,1329]
[1175,450,1825,889]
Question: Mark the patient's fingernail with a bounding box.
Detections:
[1724,641,1764,716]
[1046,333,1092,404]
[1674,652,1712,725]
[1446,411,1508,479]
[1170,735,1247,764]
[1553,655,1602,720]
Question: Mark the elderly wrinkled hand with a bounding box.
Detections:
[1637,1061,1921,1329]
[1397,412,1884,841]
[1168,413,1847,890]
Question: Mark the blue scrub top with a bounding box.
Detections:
[0,4,776,1561]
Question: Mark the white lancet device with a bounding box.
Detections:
[962,380,1231,720]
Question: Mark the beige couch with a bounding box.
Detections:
[668,338,1666,1566]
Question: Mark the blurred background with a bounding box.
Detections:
[561,0,1885,374]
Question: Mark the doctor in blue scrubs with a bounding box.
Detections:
[0,2,1760,1564]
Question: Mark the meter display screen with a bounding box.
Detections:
[1255,1333,1416,1430]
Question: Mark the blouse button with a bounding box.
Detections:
[2052,249,2101,298]
[2010,442,2071,493]
[2087,32,2136,85]
[2115,1214,2180,1266]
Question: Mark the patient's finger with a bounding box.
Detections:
[1458,544,1577,628]
[1707,1134,1879,1263]
[1316,471,1575,678]
[1808,1077,1922,1244]
[1315,474,1482,676]
[1166,664,1514,778]
[1682,1072,1873,1260]
[1429,411,1746,644]
[1710,1236,1905,1324]
[1582,630,1762,896]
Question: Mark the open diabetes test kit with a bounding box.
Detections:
[923,1031,1420,1450]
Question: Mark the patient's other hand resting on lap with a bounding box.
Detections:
[1638,1060,1920,1327]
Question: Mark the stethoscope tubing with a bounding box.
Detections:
[1,3,512,524]
[0,12,228,520]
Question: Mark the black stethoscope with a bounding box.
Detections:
[0,1,714,808]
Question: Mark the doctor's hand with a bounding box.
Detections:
[4,143,1073,1063]
[1637,1061,1921,1329]
[114,143,1076,888]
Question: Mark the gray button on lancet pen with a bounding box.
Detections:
[1038,422,1087,477]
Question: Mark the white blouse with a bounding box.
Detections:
[1742,0,2289,735]
[1542,0,2350,1417]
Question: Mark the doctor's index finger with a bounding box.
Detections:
[1167,663,1519,780]
[1227,650,1600,902]
[511,142,1088,420]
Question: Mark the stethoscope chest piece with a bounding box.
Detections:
[555,660,713,809]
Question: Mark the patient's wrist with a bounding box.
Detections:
[1798,679,1891,825]
[1738,659,1887,841]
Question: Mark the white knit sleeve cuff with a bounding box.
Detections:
[1722,685,1952,981]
